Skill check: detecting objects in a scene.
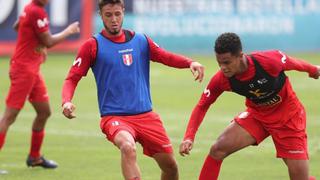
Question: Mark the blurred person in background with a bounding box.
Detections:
[0,0,80,173]
[61,0,204,179]
[179,32,319,180]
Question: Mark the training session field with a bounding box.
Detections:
[0,53,319,180]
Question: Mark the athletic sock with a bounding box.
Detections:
[309,176,316,180]
[29,130,45,158]
[199,155,222,180]
[0,132,7,150]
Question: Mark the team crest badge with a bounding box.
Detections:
[122,54,133,66]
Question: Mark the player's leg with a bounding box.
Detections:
[0,107,20,150]
[26,74,57,168]
[283,159,309,180]
[29,73,51,131]
[0,70,35,150]
[271,106,311,180]
[209,122,256,159]
[153,153,178,180]
[114,130,141,180]
[199,111,269,180]
[129,111,177,180]
[100,116,141,180]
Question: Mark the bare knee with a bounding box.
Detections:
[119,141,137,160]
[0,110,19,129]
[36,109,51,120]
[162,159,178,176]
[209,137,230,160]
[284,159,309,180]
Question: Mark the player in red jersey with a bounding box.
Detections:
[61,0,204,179]
[179,32,320,180]
[0,0,80,171]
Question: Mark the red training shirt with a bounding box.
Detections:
[11,0,49,74]
[184,50,318,141]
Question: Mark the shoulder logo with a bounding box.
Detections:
[278,51,287,64]
[37,18,48,28]
[73,57,82,67]
[122,54,133,66]
[204,88,211,97]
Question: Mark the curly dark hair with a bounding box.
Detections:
[98,0,124,10]
[214,32,242,56]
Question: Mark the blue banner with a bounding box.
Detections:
[95,0,320,54]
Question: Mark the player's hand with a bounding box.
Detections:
[190,62,204,83]
[311,65,320,79]
[66,21,80,35]
[62,102,76,119]
[179,139,194,157]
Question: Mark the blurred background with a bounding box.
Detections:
[1,0,320,55]
[0,0,319,180]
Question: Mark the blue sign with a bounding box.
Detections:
[95,0,320,54]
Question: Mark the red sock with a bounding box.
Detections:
[0,132,7,150]
[199,155,222,180]
[309,176,316,180]
[29,130,45,158]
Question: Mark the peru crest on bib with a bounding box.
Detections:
[122,54,133,66]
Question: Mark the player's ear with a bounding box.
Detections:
[98,10,102,17]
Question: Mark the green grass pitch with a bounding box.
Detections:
[0,53,319,179]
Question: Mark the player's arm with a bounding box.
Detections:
[179,72,226,156]
[284,55,320,79]
[271,51,319,78]
[39,22,80,48]
[62,38,96,119]
[147,37,204,82]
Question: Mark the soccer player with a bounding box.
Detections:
[0,0,80,171]
[179,32,320,180]
[61,0,204,179]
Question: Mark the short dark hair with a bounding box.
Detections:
[98,0,124,10]
[214,32,242,56]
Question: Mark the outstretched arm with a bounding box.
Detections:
[179,72,227,156]
[279,51,319,78]
[39,22,80,48]
[147,37,204,82]
[309,65,320,79]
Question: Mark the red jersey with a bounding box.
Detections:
[62,29,193,104]
[184,50,318,141]
[11,0,49,74]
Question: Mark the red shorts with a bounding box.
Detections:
[100,111,173,157]
[6,70,49,109]
[235,106,308,160]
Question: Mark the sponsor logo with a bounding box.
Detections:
[162,144,172,148]
[111,121,120,126]
[249,89,267,98]
[118,48,133,53]
[73,57,82,67]
[257,78,268,84]
[204,88,210,97]
[238,111,249,119]
[37,17,49,28]
[288,150,304,154]
[256,95,282,106]
[122,54,133,66]
[279,50,287,64]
